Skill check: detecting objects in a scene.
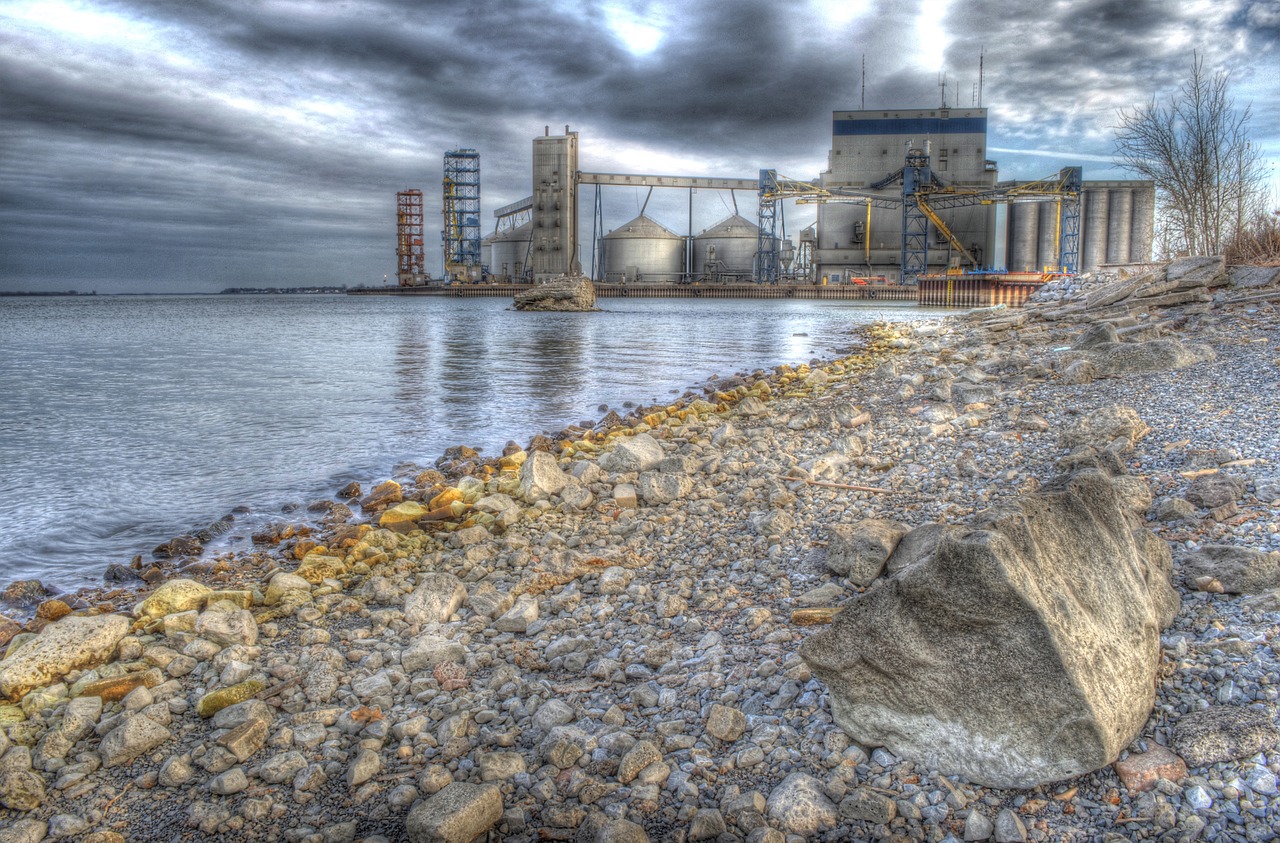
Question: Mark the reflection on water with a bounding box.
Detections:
[0,294,936,587]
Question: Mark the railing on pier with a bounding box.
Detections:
[916,275,1045,308]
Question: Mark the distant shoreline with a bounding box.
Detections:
[0,288,349,297]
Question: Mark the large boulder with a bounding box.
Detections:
[800,467,1174,788]
[1061,339,1215,378]
[0,614,129,701]
[513,274,599,312]
[1179,545,1280,594]
[518,451,569,502]
[404,574,467,625]
[1060,404,1150,450]
[599,433,664,474]
[134,579,211,619]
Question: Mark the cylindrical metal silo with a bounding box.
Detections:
[1106,189,1133,265]
[1082,188,1110,271]
[481,234,495,273]
[692,214,758,278]
[602,215,685,283]
[1129,187,1155,263]
[1008,203,1039,271]
[1036,201,1060,272]
[490,221,533,281]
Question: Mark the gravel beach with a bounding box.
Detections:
[1,258,1279,843]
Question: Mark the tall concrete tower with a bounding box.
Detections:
[531,126,579,280]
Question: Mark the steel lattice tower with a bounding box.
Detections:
[396,190,425,285]
[901,146,931,282]
[442,149,481,282]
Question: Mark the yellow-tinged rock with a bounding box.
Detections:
[265,572,312,606]
[292,539,321,560]
[135,579,213,620]
[6,633,36,660]
[0,705,24,724]
[196,679,265,718]
[429,488,464,510]
[163,611,198,636]
[204,590,254,610]
[294,553,347,585]
[498,450,528,470]
[456,476,487,502]
[643,412,667,427]
[380,501,428,527]
[448,500,469,518]
[0,614,130,701]
[75,669,163,702]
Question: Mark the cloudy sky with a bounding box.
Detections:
[2,0,1278,292]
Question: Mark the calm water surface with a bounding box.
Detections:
[0,294,936,590]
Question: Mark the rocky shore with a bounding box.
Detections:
[1,257,1279,843]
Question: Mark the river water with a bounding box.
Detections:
[0,294,937,591]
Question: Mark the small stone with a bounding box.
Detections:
[706,704,746,742]
[256,750,307,784]
[347,748,380,787]
[1184,784,1213,812]
[477,751,526,782]
[405,782,503,843]
[964,809,994,841]
[593,818,650,843]
[1172,706,1280,767]
[46,813,89,838]
[841,787,897,824]
[98,714,172,768]
[689,808,727,841]
[196,680,265,718]
[993,807,1027,843]
[158,754,196,787]
[209,766,249,795]
[765,772,838,835]
[194,609,258,648]
[403,635,467,674]
[618,740,662,785]
[612,484,638,510]
[825,519,910,585]
[1113,744,1187,792]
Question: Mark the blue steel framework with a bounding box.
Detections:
[442,149,481,281]
[755,158,1083,284]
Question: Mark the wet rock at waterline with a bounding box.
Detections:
[513,273,599,312]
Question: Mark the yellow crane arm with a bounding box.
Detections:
[915,196,978,267]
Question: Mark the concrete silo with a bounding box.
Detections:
[490,221,533,281]
[693,214,758,281]
[602,215,685,283]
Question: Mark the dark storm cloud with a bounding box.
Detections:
[0,0,1276,292]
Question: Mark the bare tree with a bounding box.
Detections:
[1114,53,1268,257]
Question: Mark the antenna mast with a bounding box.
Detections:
[861,54,865,110]
[979,47,984,107]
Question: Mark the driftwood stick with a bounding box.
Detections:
[804,479,895,493]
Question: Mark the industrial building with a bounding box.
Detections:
[812,108,1154,283]
[397,108,1154,289]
